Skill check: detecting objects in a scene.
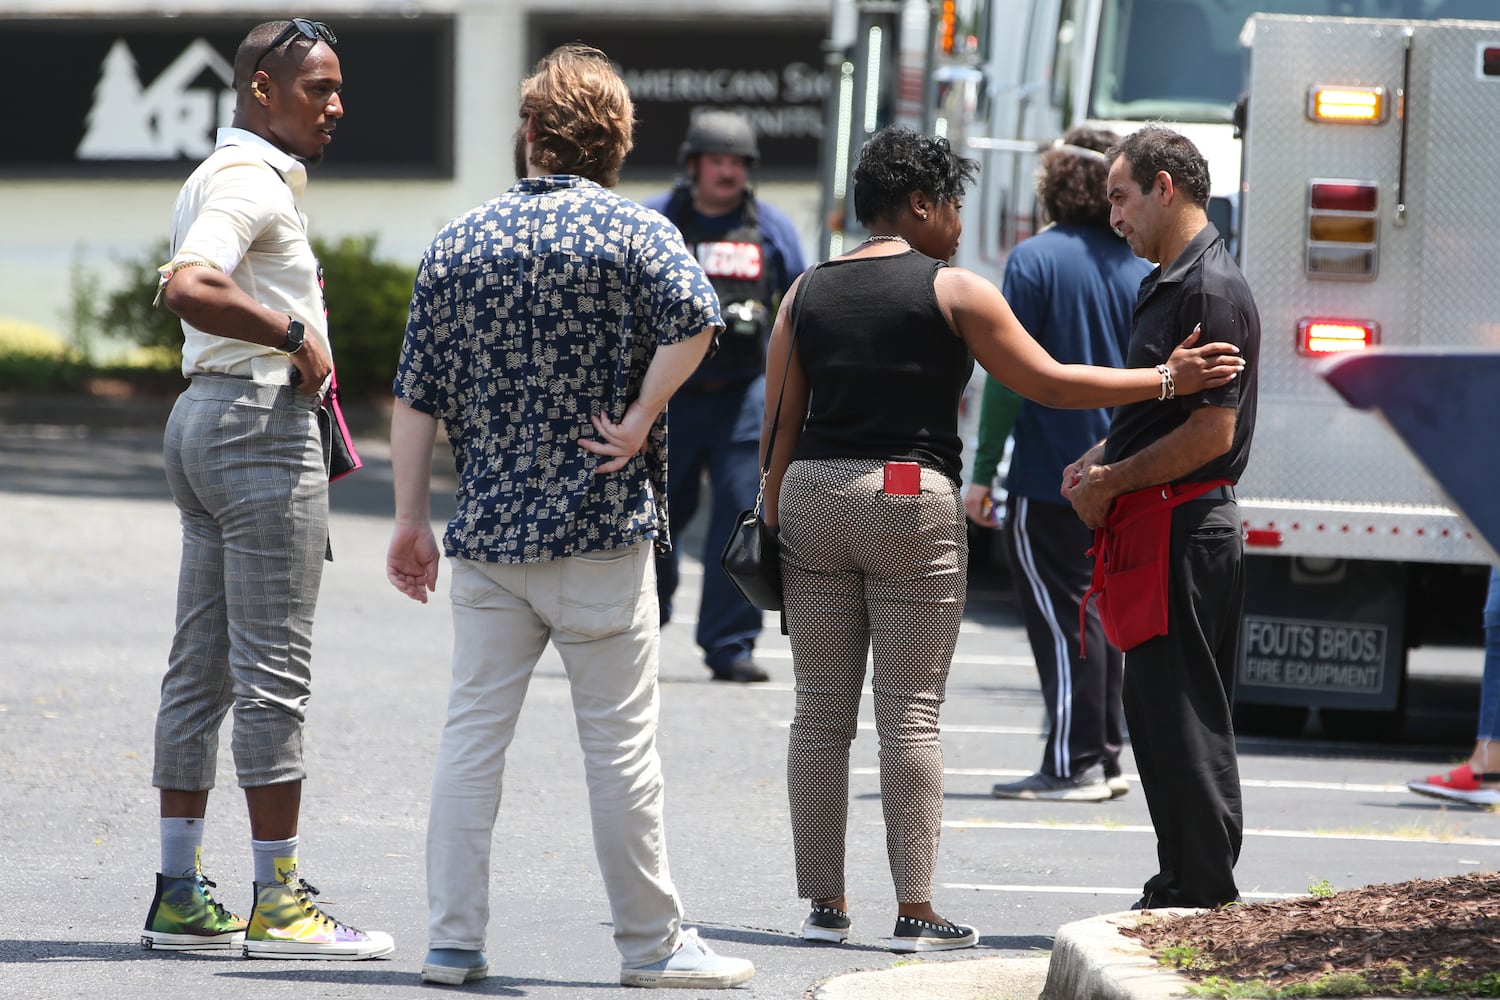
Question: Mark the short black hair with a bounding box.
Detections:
[1108,125,1212,208]
[852,126,978,226]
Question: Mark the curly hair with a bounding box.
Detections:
[1036,126,1118,228]
[1107,125,1211,208]
[519,44,635,187]
[852,126,978,225]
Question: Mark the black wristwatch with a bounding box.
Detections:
[278,318,306,355]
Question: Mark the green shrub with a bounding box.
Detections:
[0,319,87,390]
[98,235,416,403]
[99,246,182,354]
[313,235,416,400]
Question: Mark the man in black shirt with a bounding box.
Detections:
[1063,125,1260,910]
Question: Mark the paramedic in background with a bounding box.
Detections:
[968,126,1151,804]
[1064,125,1260,910]
[645,111,808,684]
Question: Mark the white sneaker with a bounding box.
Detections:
[620,928,755,989]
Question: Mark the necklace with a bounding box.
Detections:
[865,234,909,246]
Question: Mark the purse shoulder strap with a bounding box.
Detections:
[754,265,819,514]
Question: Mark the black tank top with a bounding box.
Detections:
[790,250,974,482]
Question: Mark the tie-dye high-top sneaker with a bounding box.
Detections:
[242,869,394,960]
[141,870,247,950]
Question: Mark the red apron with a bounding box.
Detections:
[1080,479,1231,657]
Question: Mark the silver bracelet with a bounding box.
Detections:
[1155,363,1175,401]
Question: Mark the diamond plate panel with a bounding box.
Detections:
[1410,24,1500,351]
[1235,15,1498,564]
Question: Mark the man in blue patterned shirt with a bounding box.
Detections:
[386,44,754,991]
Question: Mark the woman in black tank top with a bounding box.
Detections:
[757,126,1246,953]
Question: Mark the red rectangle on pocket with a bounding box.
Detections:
[883,461,921,495]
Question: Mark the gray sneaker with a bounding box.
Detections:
[421,947,488,985]
[1104,759,1130,798]
[620,928,755,989]
[992,766,1112,802]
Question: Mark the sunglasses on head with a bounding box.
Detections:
[251,18,337,76]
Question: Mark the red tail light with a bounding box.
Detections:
[1306,180,1379,278]
[1309,183,1378,213]
[1297,319,1378,356]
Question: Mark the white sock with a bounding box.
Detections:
[252,836,299,885]
[160,817,204,878]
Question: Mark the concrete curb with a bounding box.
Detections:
[807,912,1201,1000]
[1040,910,1200,1000]
[813,955,1051,1000]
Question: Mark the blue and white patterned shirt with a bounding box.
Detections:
[394,175,723,563]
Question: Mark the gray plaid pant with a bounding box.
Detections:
[154,376,327,791]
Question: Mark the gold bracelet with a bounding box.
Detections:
[153,259,217,307]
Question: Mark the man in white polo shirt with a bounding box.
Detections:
[141,19,391,960]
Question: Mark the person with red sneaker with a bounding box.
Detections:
[1409,568,1500,807]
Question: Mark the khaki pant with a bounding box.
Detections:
[425,542,684,966]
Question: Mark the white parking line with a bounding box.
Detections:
[942,818,1500,847]
[855,767,1409,795]
[939,882,1300,900]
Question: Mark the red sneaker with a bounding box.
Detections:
[1414,763,1482,792]
[1407,763,1500,805]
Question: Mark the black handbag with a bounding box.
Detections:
[721,507,783,611]
[720,266,817,612]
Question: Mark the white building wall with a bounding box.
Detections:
[1,0,823,340]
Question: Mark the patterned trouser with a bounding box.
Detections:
[154,376,327,791]
[778,458,966,903]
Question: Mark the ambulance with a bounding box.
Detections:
[821,0,1500,737]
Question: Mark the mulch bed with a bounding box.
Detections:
[1121,871,1500,994]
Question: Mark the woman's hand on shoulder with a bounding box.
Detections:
[1166,324,1245,396]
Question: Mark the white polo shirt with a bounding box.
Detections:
[163,128,331,383]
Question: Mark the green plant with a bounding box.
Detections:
[312,234,416,400]
[1160,943,1212,971]
[1188,971,1374,997]
[96,235,417,403]
[68,254,104,363]
[0,318,87,390]
[1182,961,1500,998]
[1397,959,1500,996]
[98,241,181,353]
[1306,879,1335,898]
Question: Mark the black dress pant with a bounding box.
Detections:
[1123,495,1244,908]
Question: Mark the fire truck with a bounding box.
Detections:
[820,1,1500,738]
